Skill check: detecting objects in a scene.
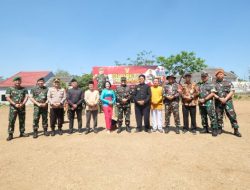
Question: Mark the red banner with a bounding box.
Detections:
[92,66,166,87]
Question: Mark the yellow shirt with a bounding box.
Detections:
[150,86,163,110]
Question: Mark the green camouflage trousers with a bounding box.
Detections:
[8,106,26,134]
[117,106,131,127]
[199,105,218,129]
[215,100,239,129]
[165,102,181,127]
[33,106,48,130]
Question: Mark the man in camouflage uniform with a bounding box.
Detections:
[93,68,109,113]
[115,77,132,133]
[5,76,29,141]
[30,77,49,138]
[197,72,218,137]
[213,69,241,137]
[163,74,181,134]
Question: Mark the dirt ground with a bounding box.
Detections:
[0,100,250,190]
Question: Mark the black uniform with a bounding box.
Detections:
[133,83,151,131]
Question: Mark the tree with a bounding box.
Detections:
[115,50,157,66]
[75,73,93,91]
[157,51,207,83]
[54,69,71,78]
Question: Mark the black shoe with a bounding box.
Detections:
[165,127,170,134]
[33,131,38,139]
[58,129,63,135]
[85,129,90,135]
[145,129,151,133]
[200,127,209,134]
[6,134,13,141]
[182,128,188,134]
[44,130,49,136]
[51,130,55,136]
[117,127,122,134]
[69,128,73,134]
[212,129,218,137]
[135,128,142,133]
[20,133,29,137]
[175,127,180,134]
[78,128,83,133]
[217,127,222,135]
[93,128,98,134]
[191,129,196,135]
[126,126,131,133]
[234,128,242,137]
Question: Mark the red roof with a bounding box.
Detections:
[0,71,52,88]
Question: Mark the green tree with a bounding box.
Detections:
[75,73,93,91]
[115,50,157,66]
[54,69,71,78]
[157,51,207,83]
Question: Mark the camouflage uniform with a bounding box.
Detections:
[214,79,239,129]
[163,82,181,130]
[197,81,218,130]
[30,86,49,131]
[6,87,28,135]
[115,79,132,131]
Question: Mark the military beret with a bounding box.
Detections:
[53,78,60,82]
[37,77,45,82]
[166,74,176,79]
[184,73,192,77]
[201,72,209,77]
[13,76,21,81]
[121,77,127,81]
[70,78,77,83]
[215,69,226,76]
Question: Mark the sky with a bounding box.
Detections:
[0,0,250,79]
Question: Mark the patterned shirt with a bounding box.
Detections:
[6,87,28,107]
[163,82,180,104]
[30,86,48,103]
[197,81,216,106]
[115,85,132,107]
[214,79,235,98]
[181,82,199,106]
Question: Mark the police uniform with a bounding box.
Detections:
[197,72,218,136]
[6,76,29,141]
[163,75,181,134]
[115,77,132,133]
[30,77,49,138]
[133,79,151,132]
[214,69,241,137]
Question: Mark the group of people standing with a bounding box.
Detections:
[5,69,241,141]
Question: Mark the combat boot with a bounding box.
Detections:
[85,128,90,135]
[20,132,29,137]
[33,130,38,139]
[217,127,222,135]
[126,126,131,133]
[212,128,218,137]
[6,134,13,141]
[234,128,242,137]
[165,127,170,134]
[117,126,122,134]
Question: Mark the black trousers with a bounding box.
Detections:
[86,110,98,129]
[50,108,64,130]
[135,104,150,130]
[182,105,197,130]
[68,108,83,129]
